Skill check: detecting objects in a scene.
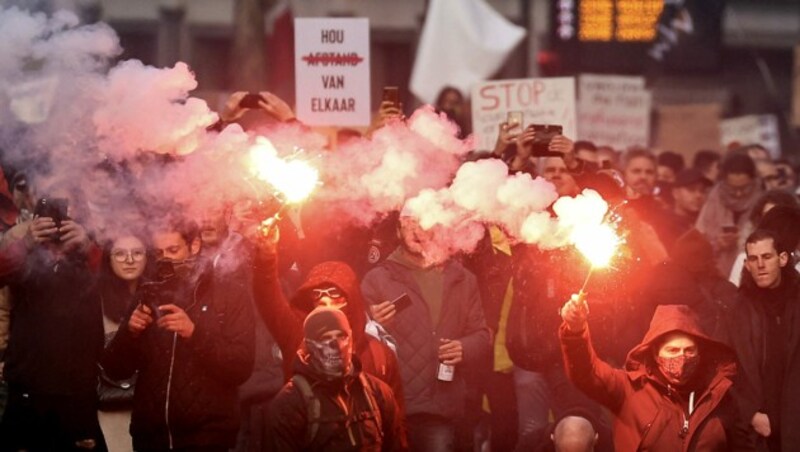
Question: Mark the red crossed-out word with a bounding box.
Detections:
[302,52,364,67]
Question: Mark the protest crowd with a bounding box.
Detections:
[1,4,799,452]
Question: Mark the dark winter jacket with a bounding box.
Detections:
[252,254,405,409]
[1,246,103,398]
[507,245,586,371]
[361,254,491,418]
[561,305,750,451]
[269,355,407,451]
[102,262,255,450]
[725,267,800,451]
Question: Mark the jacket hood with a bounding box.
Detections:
[625,305,736,381]
[291,261,367,350]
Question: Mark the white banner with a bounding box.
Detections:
[294,18,371,126]
[577,74,651,150]
[720,114,781,159]
[470,77,577,152]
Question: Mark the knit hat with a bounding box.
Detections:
[303,307,351,341]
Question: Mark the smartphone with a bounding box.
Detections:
[722,225,738,234]
[382,86,399,107]
[506,111,523,128]
[390,293,412,313]
[239,93,265,109]
[34,197,68,226]
[528,124,563,157]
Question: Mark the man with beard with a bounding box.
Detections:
[725,229,800,451]
[102,219,255,452]
[269,307,406,451]
[560,299,749,450]
[363,214,491,452]
[621,149,679,250]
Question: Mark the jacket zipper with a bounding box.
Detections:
[165,332,178,449]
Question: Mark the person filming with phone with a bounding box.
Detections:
[101,218,255,452]
[0,185,106,451]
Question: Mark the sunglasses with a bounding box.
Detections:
[311,286,343,301]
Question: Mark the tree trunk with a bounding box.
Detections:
[232,0,271,91]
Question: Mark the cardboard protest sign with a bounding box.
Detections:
[652,103,721,160]
[721,114,781,159]
[471,77,576,152]
[577,74,651,150]
[294,18,370,126]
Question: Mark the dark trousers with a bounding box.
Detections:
[0,388,106,452]
[408,413,455,452]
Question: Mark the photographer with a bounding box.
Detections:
[0,190,106,451]
[101,219,255,452]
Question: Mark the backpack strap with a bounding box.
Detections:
[292,374,321,446]
[358,373,383,439]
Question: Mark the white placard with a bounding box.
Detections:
[720,114,781,159]
[294,18,370,126]
[577,74,651,150]
[471,77,577,152]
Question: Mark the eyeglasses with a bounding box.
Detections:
[111,249,147,263]
[311,286,343,301]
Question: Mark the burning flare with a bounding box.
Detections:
[248,137,320,235]
[248,137,319,203]
[571,223,620,268]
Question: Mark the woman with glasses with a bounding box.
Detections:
[98,234,149,452]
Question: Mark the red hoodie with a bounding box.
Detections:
[252,255,404,412]
[560,305,751,451]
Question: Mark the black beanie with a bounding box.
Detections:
[303,307,351,341]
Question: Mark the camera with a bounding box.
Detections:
[528,124,563,157]
[137,259,180,320]
[33,197,69,241]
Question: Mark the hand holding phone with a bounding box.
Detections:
[382,86,399,107]
[239,93,266,109]
[506,111,523,129]
[390,293,412,313]
[33,198,69,241]
[528,124,564,157]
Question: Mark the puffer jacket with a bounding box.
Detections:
[269,355,407,451]
[252,254,405,408]
[102,263,255,450]
[360,255,491,418]
[560,305,751,451]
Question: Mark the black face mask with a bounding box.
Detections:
[151,255,198,287]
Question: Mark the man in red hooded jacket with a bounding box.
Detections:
[249,226,405,412]
[559,298,751,451]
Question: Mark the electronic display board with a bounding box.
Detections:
[552,0,724,74]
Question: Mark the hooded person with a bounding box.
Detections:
[250,228,405,412]
[268,307,407,451]
[559,301,751,451]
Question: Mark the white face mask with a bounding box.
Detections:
[304,335,352,378]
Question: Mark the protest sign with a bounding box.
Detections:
[294,18,370,126]
[471,77,576,152]
[652,103,721,160]
[720,114,781,159]
[577,74,651,150]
